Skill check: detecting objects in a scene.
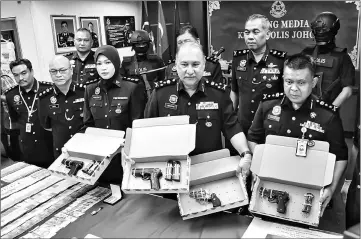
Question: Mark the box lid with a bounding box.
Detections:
[251,135,335,189]
[123,116,196,162]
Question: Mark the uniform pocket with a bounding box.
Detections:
[89,98,103,119]
[110,99,128,117]
[197,110,220,127]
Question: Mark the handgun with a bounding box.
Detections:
[132,168,162,190]
[259,187,290,214]
[302,193,314,213]
[61,158,84,176]
[189,188,222,207]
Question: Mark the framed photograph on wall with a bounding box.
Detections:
[50,15,77,54]
[79,17,102,49]
[104,16,135,48]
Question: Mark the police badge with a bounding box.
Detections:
[50,96,57,104]
[95,87,100,95]
[14,95,20,102]
[237,60,247,71]
[169,95,178,104]
[272,105,281,116]
[270,1,287,19]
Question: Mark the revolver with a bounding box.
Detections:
[61,158,84,176]
[189,188,222,207]
[132,168,162,190]
[259,187,289,214]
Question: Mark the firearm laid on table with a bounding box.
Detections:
[259,187,290,214]
[61,158,84,176]
[132,168,162,190]
[189,188,222,207]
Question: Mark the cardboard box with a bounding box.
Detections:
[177,149,248,220]
[48,127,125,185]
[249,135,336,227]
[122,116,195,194]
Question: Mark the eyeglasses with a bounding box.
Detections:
[49,68,70,75]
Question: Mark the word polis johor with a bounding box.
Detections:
[238,20,312,39]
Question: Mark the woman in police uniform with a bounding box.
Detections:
[83,45,146,185]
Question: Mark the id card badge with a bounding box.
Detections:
[25,123,32,133]
[296,139,308,157]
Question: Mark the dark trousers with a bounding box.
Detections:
[98,153,123,186]
[346,150,360,229]
[1,128,22,161]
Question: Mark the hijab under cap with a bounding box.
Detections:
[94,45,121,80]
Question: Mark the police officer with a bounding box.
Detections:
[65,28,99,85]
[57,21,75,48]
[5,59,54,167]
[88,22,99,48]
[230,14,287,135]
[165,25,223,84]
[302,12,355,107]
[83,45,146,185]
[38,55,93,159]
[247,53,348,218]
[145,42,251,160]
[122,30,165,98]
[123,22,132,47]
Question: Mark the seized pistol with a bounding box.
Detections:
[302,193,314,213]
[132,168,162,190]
[259,187,290,214]
[189,188,221,207]
[61,158,84,176]
[165,160,181,182]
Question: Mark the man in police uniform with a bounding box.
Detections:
[145,42,252,162]
[5,59,54,167]
[246,53,348,218]
[123,22,132,47]
[122,30,165,98]
[65,28,98,85]
[38,55,95,159]
[57,21,75,48]
[230,14,287,135]
[302,12,355,107]
[165,25,223,84]
[88,22,99,48]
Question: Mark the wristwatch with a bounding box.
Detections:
[240,150,252,158]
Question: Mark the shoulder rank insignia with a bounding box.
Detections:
[315,99,338,112]
[39,81,53,86]
[80,78,99,88]
[204,80,227,91]
[262,92,284,101]
[4,84,18,94]
[269,49,287,58]
[206,56,219,63]
[38,87,53,98]
[233,49,249,57]
[167,59,176,65]
[154,79,177,89]
[123,77,140,83]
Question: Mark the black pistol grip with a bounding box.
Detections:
[276,194,289,214]
[210,193,221,207]
[150,169,162,190]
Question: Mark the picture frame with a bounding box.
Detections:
[104,16,135,48]
[79,17,102,49]
[50,15,77,54]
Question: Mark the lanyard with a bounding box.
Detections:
[19,81,39,122]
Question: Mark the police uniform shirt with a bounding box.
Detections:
[57,32,75,48]
[145,78,242,156]
[302,46,355,104]
[83,76,146,131]
[38,83,87,158]
[231,46,286,133]
[248,93,348,161]
[65,50,99,85]
[5,79,54,167]
[165,57,223,83]
[122,54,165,89]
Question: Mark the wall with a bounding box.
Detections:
[1,1,141,82]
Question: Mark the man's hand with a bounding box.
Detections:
[236,154,252,182]
[319,186,334,217]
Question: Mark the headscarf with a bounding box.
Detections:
[94,45,121,83]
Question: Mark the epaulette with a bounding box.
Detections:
[315,99,338,112]
[334,47,347,53]
[269,49,287,58]
[80,78,99,87]
[63,52,74,59]
[233,49,249,57]
[262,92,284,101]
[123,76,140,84]
[4,84,18,94]
[154,78,177,89]
[204,79,227,91]
[206,56,219,63]
[122,55,133,63]
[167,59,176,65]
[38,87,54,98]
[38,81,53,86]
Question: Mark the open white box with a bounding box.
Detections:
[177,149,248,220]
[48,127,125,185]
[249,135,336,227]
[122,115,195,194]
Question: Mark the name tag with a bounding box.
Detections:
[85,64,96,69]
[196,102,219,110]
[113,97,128,100]
[92,95,102,101]
[203,71,211,76]
[164,103,177,110]
[260,68,280,74]
[237,66,246,71]
[73,98,84,103]
[49,104,59,109]
[267,114,280,122]
[315,57,333,68]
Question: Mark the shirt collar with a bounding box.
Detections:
[281,94,314,112]
[53,82,76,96]
[73,50,94,61]
[19,78,38,94]
[177,78,206,95]
[248,44,270,65]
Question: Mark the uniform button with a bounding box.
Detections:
[292,117,296,121]
[251,100,254,103]
[35,140,37,142]
[309,134,312,138]
[28,97,31,100]
[188,102,191,106]
[82,63,84,65]
[56,148,59,151]
[80,78,83,82]
[251,111,254,113]
[287,129,291,134]
[105,103,107,106]
[252,89,255,92]
[252,121,253,124]
[53,112,56,115]
[70,135,73,137]
[80,108,82,110]
[269,125,272,128]
[106,126,109,128]
[105,115,107,117]
[66,109,69,112]
[65,100,68,103]
[253,78,256,81]
[81,71,83,73]
[33,132,35,135]
[69,126,72,129]
[253,67,256,70]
